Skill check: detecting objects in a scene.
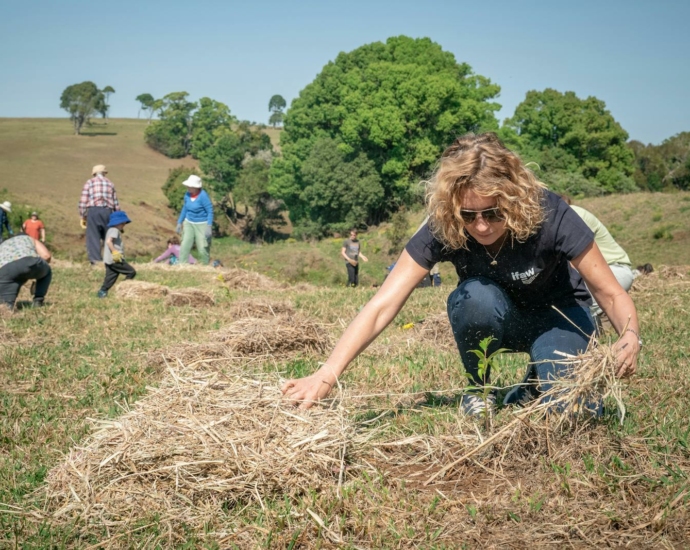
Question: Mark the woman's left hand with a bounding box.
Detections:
[613,329,640,378]
[205,225,212,239]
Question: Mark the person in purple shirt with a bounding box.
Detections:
[152,236,197,265]
[282,133,641,418]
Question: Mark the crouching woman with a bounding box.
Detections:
[0,234,52,309]
[282,133,641,415]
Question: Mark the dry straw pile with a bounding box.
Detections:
[114,281,169,300]
[113,280,214,308]
[217,268,286,291]
[146,312,332,371]
[165,288,215,308]
[44,362,364,534]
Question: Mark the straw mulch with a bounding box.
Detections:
[632,264,690,292]
[165,288,215,308]
[43,361,366,535]
[147,313,332,371]
[114,280,169,300]
[229,297,295,318]
[412,312,455,350]
[217,268,286,291]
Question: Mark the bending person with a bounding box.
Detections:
[560,195,633,317]
[282,133,640,416]
[0,234,52,309]
[177,175,213,265]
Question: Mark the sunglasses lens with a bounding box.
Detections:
[483,208,503,222]
[460,211,477,223]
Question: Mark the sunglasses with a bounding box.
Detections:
[459,207,504,224]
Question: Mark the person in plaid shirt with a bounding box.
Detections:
[78,164,120,264]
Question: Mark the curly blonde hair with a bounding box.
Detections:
[426,132,546,250]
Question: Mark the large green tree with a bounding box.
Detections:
[144,92,197,158]
[136,93,155,121]
[630,132,690,191]
[502,89,636,193]
[60,81,105,135]
[190,98,236,158]
[269,36,501,231]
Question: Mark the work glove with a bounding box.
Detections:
[111,250,124,263]
[205,224,212,239]
[80,218,87,229]
[176,223,182,235]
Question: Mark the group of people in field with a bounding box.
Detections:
[81,166,215,298]
[2,132,643,420]
[0,165,214,309]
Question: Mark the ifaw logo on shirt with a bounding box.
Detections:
[511,267,539,285]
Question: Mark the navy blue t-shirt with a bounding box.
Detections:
[405,191,594,311]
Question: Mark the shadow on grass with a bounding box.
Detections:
[354,387,522,427]
[81,132,118,137]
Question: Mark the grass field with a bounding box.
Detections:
[1,119,690,547]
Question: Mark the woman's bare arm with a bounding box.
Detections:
[572,242,640,377]
[281,250,430,408]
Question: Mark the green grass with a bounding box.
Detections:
[0,260,689,547]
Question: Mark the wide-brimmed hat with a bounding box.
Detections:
[92,164,107,175]
[108,211,132,227]
[182,175,202,188]
[0,201,11,213]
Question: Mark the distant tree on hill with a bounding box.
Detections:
[268,94,286,128]
[136,93,156,122]
[60,81,105,135]
[269,35,500,234]
[101,86,115,122]
[502,89,636,194]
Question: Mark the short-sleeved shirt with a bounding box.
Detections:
[342,238,361,263]
[405,191,595,311]
[23,219,45,240]
[103,227,124,265]
[0,235,38,270]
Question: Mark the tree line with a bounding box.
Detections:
[61,36,689,240]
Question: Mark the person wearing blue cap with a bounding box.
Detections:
[98,211,136,298]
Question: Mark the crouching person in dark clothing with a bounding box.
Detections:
[98,211,136,298]
[0,235,52,309]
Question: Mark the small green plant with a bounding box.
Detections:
[467,336,509,429]
[652,225,674,240]
[652,213,662,222]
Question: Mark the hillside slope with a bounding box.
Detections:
[0,118,196,259]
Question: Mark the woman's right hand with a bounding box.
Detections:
[281,371,335,410]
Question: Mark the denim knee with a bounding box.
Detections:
[447,277,509,333]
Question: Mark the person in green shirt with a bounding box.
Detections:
[561,196,634,317]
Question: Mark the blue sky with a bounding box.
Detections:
[1,0,687,145]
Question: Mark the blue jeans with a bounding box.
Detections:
[447,277,595,403]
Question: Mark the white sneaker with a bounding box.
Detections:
[460,392,496,417]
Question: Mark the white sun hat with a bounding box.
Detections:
[182,175,202,188]
[0,201,11,213]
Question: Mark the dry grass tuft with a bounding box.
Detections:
[165,288,215,308]
[229,297,295,319]
[147,313,332,371]
[217,268,286,291]
[211,316,331,357]
[114,280,169,300]
[43,361,361,532]
[413,312,455,350]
